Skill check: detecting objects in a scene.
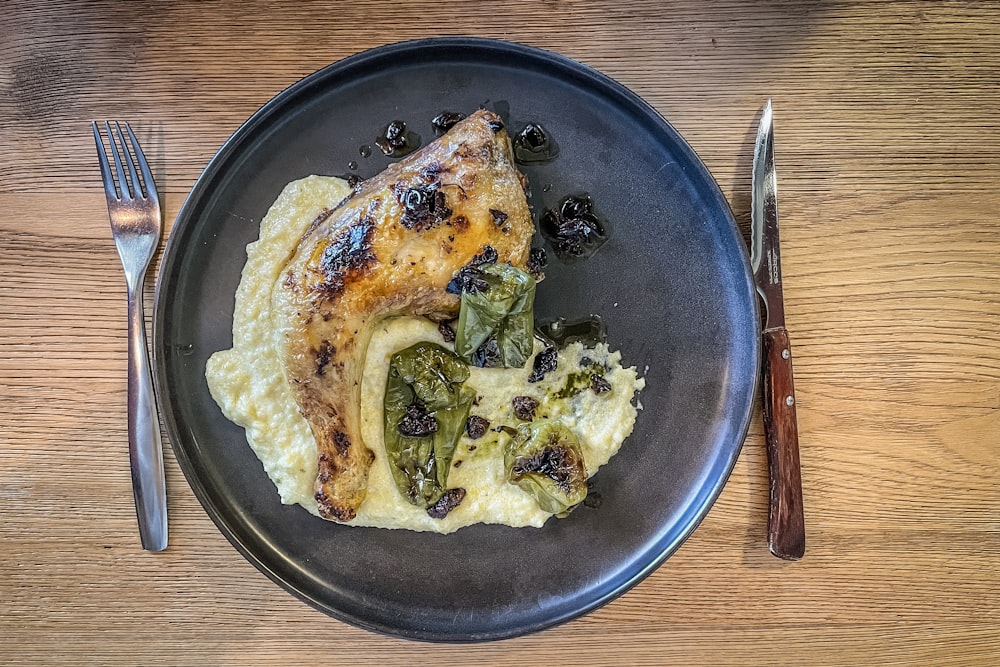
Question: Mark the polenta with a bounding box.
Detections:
[206,175,644,533]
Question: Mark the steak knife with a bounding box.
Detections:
[751,99,805,560]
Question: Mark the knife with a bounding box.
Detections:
[751,99,805,560]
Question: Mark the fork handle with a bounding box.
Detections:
[127,278,168,551]
[762,326,805,560]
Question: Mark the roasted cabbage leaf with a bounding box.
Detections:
[384,342,474,509]
[454,263,535,369]
[504,420,588,517]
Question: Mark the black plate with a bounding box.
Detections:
[153,38,759,642]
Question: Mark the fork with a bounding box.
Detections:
[93,121,168,552]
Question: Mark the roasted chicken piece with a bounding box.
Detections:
[271,110,534,521]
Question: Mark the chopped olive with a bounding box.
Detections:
[470,336,502,368]
[521,124,547,149]
[426,487,466,519]
[446,245,499,295]
[375,120,405,154]
[540,194,608,260]
[383,343,474,508]
[397,403,439,437]
[590,374,612,394]
[513,122,559,163]
[438,320,456,343]
[432,111,466,134]
[487,119,505,132]
[385,120,406,146]
[396,184,451,231]
[527,346,559,383]
[375,120,421,158]
[475,245,499,264]
[512,395,539,421]
[504,420,588,516]
[465,415,490,439]
[489,208,508,226]
[526,247,548,278]
[448,270,489,295]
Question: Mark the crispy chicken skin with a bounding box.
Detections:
[271,110,534,521]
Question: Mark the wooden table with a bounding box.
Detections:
[3,1,998,664]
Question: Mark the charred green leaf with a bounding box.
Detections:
[454,262,535,368]
[504,420,588,517]
[383,342,474,510]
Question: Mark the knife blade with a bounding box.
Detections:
[751,99,805,560]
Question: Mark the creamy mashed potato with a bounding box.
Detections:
[207,176,644,533]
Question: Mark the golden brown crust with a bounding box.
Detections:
[272,110,534,521]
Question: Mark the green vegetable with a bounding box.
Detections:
[455,263,535,368]
[556,360,610,398]
[504,420,588,517]
[384,342,474,508]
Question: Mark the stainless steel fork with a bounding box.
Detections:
[93,121,168,552]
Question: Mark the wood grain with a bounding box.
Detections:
[2,0,999,664]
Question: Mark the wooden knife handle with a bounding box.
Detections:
[762,327,805,560]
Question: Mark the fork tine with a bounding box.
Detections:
[123,123,158,205]
[114,122,144,200]
[106,121,132,201]
[92,122,119,200]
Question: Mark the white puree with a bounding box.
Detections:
[206,176,645,533]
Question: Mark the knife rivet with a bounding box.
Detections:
[782,348,790,359]
[786,395,794,406]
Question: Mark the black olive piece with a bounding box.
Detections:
[487,119,505,132]
[445,245,499,295]
[471,337,502,368]
[527,346,559,383]
[398,184,452,231]
[527,247,548,277]
[590,374,612,394]
[471,245,499,265]
[521,123,548,150]
[446,269,488,296]
[465,415,490,439]
[560,193,594,219]
[512,395,540,421]
[513,122,559,163]
[540,194,607,259]
[376,120,415,156]
[397,403,439,437]
[432,111,466,133]
[385,120,407,147]
[489,208,508,226]
[426,488,467,519]
[438,321,456,343]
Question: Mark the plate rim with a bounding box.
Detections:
[152,36,760,642]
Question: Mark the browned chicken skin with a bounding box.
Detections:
[271,110,535,521]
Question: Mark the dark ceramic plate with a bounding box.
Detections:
[153,37,759,642]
